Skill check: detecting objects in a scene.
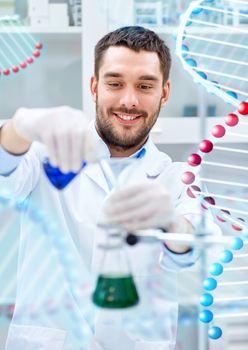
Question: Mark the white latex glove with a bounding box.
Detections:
[12,106,96,173]
[103,181,175,231]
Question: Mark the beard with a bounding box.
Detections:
[95,99,161,151]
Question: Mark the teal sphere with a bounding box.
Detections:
[203,278,217,291]
[199,310,213,323]
[208,326,222,340]
[220,250,233,263]
[200,293,213,307]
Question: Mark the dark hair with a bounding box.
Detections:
[94,26,171,83]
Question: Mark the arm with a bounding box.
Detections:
[0,107,96,174]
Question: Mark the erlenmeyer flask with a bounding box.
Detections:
[92,225,139,309]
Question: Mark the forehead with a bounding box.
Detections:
[99,46,162,80]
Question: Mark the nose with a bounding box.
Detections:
[119,87,139,109]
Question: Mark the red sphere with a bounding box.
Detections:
[211,125,226,138]
[201,196,215,210]
[217,209,230,222]
[188,153,202,166]
[238,102,248,115]
[199,140,213,153]
[225,113,239,127]
[231,224,242,231]
[3,69,10,75]
[187,185,201,198]
[216,215,226,222]
[27,57,34,64]
[20,62,27,69]
[35,42,43,50]
[182,171,195,184]
[232,218,245,231]
[12,66,19,73]
[33,50,40,58]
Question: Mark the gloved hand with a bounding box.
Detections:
[103,181,175,232]
[12,106,96,173]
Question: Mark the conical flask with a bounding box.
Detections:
[92,226,139,309]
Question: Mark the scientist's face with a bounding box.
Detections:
[91,46,170,154]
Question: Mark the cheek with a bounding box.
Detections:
[98,90,116,108]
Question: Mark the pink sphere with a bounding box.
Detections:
[33,50,40,58]
[211,125,226,138]
[20,62,27,69]
[217,209,230,222]
[232,218,245,231]
[35,42,43,50]
[216,215,226,222]
[187,185,201,198]
[225,113,239,127]
[3,69,10,75]
[201,196,215,210]
[238,102,248,115]
[199,140,213,153]
[12,66,19,73]
[231,224,242,231]
[182,171,195,184]
[27,57,34,64]
[188,153,202,166]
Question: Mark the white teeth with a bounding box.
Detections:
[116,114,137,121]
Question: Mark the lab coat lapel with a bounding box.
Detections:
[83,163,110,193]
[139,138,172,180]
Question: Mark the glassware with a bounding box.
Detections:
[92,225,139,309]
[91,157,141,309]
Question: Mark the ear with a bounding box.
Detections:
[161,80,170,107]
[90,76,98,102]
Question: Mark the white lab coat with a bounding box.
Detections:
[0,127,200,350]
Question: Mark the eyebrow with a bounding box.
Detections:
[103,72,159,82]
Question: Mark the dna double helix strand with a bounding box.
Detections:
[0,191,94,350]
[0,15,42,76]
[176,0,248,342]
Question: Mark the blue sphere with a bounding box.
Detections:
[208,326,222,340]
[220,250,233,263]
[200,293,213,307]
[203,278,217,291]
[192,7,202,15]
[211,80,220,89]
[210,263,223,276]
[199,310,213,323]
[181,44,189,58]
[14,198,29,212]
[186,58,197,67]
[231,237,244,250]
[30,208,44,222]
[226,91,238,99]
[197,71,207,80]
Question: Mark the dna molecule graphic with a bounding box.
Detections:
[0,15,42,76]
[0,190,94,350]
[176,0,248,343]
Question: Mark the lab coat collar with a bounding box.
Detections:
[83,121,172,192]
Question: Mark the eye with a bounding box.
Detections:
[139,84,152,90]
[107,82,122,88]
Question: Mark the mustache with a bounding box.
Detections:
[109,107,148,118]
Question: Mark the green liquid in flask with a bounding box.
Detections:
[92,274,139,309]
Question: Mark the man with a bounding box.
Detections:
[0,26,199,350]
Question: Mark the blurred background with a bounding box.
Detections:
[0,1,248,349]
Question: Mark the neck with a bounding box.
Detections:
[108,139,147,158]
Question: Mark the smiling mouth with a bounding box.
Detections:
[113,112,141,121]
